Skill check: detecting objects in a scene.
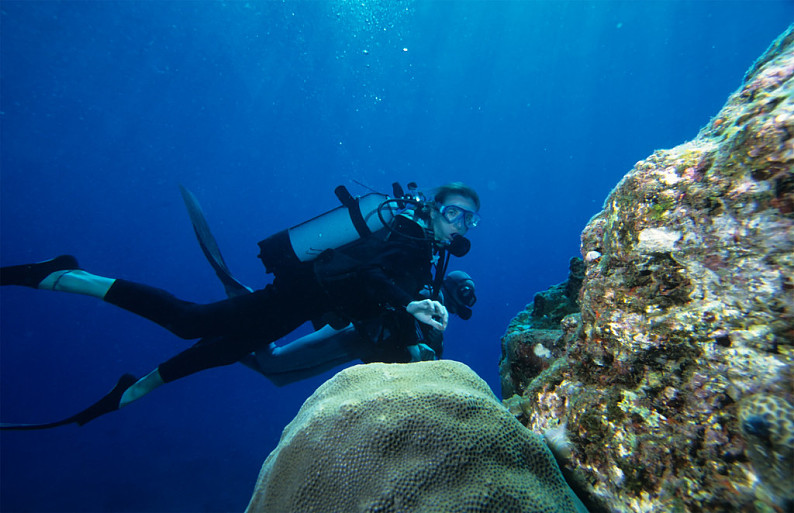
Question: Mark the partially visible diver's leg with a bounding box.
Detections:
[103,280,289,340]
[247,324,366,386]
[66,336,265,424]
[102,279,211,339]
[104,279,327,341]
[39,270,116,297]
[69,373,139,426]
[3,363,197,430]
[5,257,329,343]
[157,335,263,383]
[119,369,164,407]
[1,255,80,288]
[2,345,239,430]
[1,255,117,297]
[1,256,271,339]
[98,335,270,417]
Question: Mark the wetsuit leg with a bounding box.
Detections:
[154,279,331,381]
[157,336,259,382]
[103,279,322,340]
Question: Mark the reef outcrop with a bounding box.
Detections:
[501,26,794,512]
[246,360,585,513]
[499,257,584,400]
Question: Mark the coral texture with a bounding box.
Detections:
[738,393,794,503]
[246,360,583,513]
[502,26,794,512]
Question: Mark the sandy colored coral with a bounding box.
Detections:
[502,26,794,513]
[246,360,583,513]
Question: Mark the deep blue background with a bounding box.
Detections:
[1,2,791,511]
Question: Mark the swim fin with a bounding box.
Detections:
[179,185,252,298]
[0,373,138,430]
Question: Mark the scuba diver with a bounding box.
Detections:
[0,181,481,429]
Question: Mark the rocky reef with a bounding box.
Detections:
[499,257,584,400]
[500,26,794,512]
[246,360,585,513]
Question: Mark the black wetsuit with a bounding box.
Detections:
[103,222,434,383]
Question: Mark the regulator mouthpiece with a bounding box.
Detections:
[447,234,471,258]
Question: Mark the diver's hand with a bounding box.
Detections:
[406,299,448,331]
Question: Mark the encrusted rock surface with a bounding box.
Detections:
[501,26,794,512]
[499,257,584,400]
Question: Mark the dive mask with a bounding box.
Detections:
[438,204,480,229]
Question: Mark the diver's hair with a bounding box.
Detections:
[433,182,480,211]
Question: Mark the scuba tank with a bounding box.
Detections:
[258,185,400,276]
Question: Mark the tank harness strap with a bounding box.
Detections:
[335,185,372,238]
[430,248,451,301]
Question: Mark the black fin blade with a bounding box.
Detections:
[0,374,138,431]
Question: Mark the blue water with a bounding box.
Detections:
[1,2,791,511]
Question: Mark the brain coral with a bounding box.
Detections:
[246,360,583,513]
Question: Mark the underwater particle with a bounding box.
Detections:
[738,394,794,503]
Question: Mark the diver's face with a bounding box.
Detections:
[431,194,479,243]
